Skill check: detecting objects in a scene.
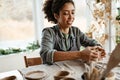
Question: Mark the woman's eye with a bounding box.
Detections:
[63,11,75,15]
[72,12,75,15]
[63,12,69,15]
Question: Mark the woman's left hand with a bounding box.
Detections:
[93,46,106,59]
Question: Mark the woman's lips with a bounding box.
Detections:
[67,21,73,25]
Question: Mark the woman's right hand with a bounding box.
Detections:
[79,47,99,62]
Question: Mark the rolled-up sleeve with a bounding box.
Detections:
[40,28,56,64]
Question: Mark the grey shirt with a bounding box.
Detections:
[40,25,101,64]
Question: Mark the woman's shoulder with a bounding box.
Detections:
[43,27,53,31]
[43,25,59,32]
[42,26,55,32]
[42,26,57,35]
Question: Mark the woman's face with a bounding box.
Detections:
[55,2,75,28]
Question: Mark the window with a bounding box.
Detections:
[0,0,35,49]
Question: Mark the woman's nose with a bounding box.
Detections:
[68,14,74,19]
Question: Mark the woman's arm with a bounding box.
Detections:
[40,28,55,64]
[54,47,99,62]
[78,29,101,47]
[54,51,80,62]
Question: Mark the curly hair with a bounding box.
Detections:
[42,0,75,24]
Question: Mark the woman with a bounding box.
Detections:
[40,0,105,64]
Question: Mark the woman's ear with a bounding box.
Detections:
[54,13,59,20]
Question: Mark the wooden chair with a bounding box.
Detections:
[24,56,42,67]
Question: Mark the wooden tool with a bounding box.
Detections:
[101,43,120,79]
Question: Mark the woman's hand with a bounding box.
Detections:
[79,46,106,62]
[79,47,99,62]
[93,46,106,59]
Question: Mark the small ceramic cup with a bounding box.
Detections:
[54,70,70,80]
[0,75,16,80]
[105,71,115,80]
[62,77,75,80]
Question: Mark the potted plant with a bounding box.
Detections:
[115,8,120,43]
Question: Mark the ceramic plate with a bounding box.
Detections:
[25,71,47,80]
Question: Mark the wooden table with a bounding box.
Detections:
[1,58,120,80]
[20,60,85,80]
[20,57,120,80]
